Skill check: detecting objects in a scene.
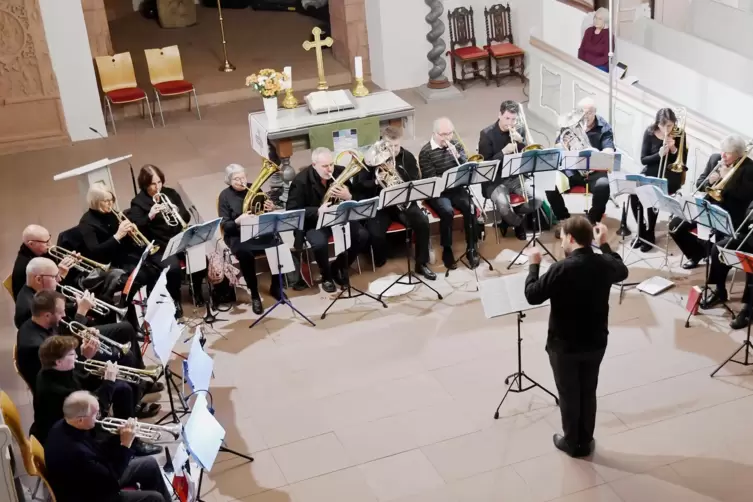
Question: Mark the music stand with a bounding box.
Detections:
[710,249,753,377]
[241,210,316,328]
[505,149,563,269]
[559,150,621,215]
[377,177,443,300]
[478,272,559,418]
[318,197,387,319]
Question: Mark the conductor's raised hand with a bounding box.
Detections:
[593,222,609,245]
[528,247,542,265]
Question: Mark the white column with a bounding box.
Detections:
[38,0,107,141]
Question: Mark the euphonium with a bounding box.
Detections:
[364,140,402,189]
[242,158,281,214]
[48,246,110,274]
[57,284,127,319]
[113,209,159,255]
[96,417,182,442]
[76,359,160,384]
[558,108,590,151]
[153,192,187,229]
[60,319,130,357]
[322,150,370,206]
[707,141,753,202]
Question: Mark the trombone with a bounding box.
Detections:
[48,246,110,275]
[506,103,543,203]
[658,107,686,179]
[60,319,130,357]
[153,192,188,229]
[76,359,160,384]
[57,284,127,319]
[96,417,182,442]
[113,209,159,255]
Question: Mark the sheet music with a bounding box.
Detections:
[184,395,226,471]
[478,269,550,319]
[265,244,296,274]
[635,185,661,210]
[534,170,558,191]
[186,329,213,393]
[186,244,207,273]
[719,247,742,268]
[608,172,637,196]
[560,150,619,172]
[378,178,440,209]
[239,213,260,243]
[152,315,183,367]
[625,174,668,194]
[696,224,712,241]
[332,224,351,255]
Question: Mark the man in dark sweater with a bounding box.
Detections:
[355,126,435,279]
[419,117,478,269]
[524,216,628,457]
[10,224,77,301]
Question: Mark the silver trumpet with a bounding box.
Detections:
[76,359,161,384]
[60,319,130,357]
[153,192,188,229]
[96,417,182,442]
[57,284,127,319]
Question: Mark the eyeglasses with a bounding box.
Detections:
[28,237,51,245]
[38,273,61,282]
[231,176,246,182]
[437,131,454,138]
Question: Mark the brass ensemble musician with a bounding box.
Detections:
[218,163,283,315]
[419,118,478,269]
[11,224,78,301]
[128,164,206,315]
[354,127,436,280]
[630,108,688,252]
[478,100,543,241]
[670,135,753,270]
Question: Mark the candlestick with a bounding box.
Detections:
[352,77,369,97]
[354,57,363,79]
[283,66,292,90]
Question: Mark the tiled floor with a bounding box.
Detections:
[2,82,753,502]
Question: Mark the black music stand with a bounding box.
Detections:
[318,197,387,319]
[241,210,316,328]
[377,177,443,300]
[505,148,563,269]
[440,161,498,276]
[711,249,753,377]
[478,272,559,419]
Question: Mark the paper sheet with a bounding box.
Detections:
[265,244,296,274]
[186,244,207,273]
[696,224,712,241]
[534,170,558,192]
[239,213,260,243]
[184,395,226,471]
[332,224,351,255]
[186,328,213,393]
[152,316,183,367]
[719,247,742,268]
[478,269,549,319]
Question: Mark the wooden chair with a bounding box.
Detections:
[29,436,56,502]
[484,4,526,86]
[94,52,155,134]
[447,6,490,90]
[3,274,12,299]
[0,392,47,500]
[144,45,201,127]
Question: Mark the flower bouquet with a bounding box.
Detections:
[246,69,288,123]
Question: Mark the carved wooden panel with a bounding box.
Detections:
[0,0,69,154]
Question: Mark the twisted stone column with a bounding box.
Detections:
[425,0,451,89]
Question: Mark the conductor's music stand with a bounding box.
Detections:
[478,272,559,419]
[318,197,387,319]
[377,177,443,300]
[241,210,316,328]
[505,148,563,269]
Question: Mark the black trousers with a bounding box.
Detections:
[709,237,753,301]
[546,172,610,223]
[304,222,368,281]
[668,218,712,262]
[81,377,137,421]
[113,456,171,502]
[366,204,431,266]
[548,348,606,448]
[425,188,475,249]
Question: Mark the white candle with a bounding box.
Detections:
[354,57,363,79]
[283,66,292,89]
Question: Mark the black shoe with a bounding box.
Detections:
[374,257,387,268]
[143,380,165,395]
[682,259,700,270]
[333,267,349,288]
[730,307,751,330]
[132,438,163,457]
[514,226,527,241]
[135,402,161,419]
[321,279,336,293]
[630,236,644,249]
[498,221,509,238]
[699,290,726,310]
[442,247,456,270]
[466,249,480,269]
[416,264,436,281]
[292,280,309,291]
[174,303,183,320]
[553,434,589,458]
[192,294,206,308]
[576,439,595,457]
[639,233,655,253]
[251,296,263,315]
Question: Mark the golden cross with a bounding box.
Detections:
[302,27,334,90]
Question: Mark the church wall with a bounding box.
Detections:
[0,0,70,155]
[38,0,107,141]
[82,0,114,57]
[329,0,370,77]
[688,0,753,60]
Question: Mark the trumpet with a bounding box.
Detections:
[113,209,159,255]
[153,192,188,229]
[97,417,182,442]
[60,319,130,357]
[48,246,110,275]
[76,359,160,384]
[58,284,127,319]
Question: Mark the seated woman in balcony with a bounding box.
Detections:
[578,7,610,72]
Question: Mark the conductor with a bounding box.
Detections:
[524,216,628,457]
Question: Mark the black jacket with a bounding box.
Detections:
[218,184,277,253]
[14,285,86,329]
[78,210,141,268]
[128,187,190,248]
[696,154,753,229]
[11,245,39,301]
[287,164,348,231]
[16,319,54,391]
[32,368,115,445]
[44,420,133,502]
[478,122,526,198]
[525,245,629,353]
[640,129,688,195]
[353,147,420,200]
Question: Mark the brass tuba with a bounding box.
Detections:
[364,140,402,189]
[558,108,591,151]
[242,158,280,214]
[707,141,753,202]
[322,150,370,206]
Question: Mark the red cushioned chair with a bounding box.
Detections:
[144,45,201,127]
[447,6,490,90]
[94,52,155,134]
[484,4,526,86]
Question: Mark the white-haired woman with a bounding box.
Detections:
[578,8,610,72]
[218,163,280,315]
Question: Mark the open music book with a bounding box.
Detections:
[305,90,356,114]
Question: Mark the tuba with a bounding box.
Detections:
[153,192,187,229]
[558,108,591,151]
[242,158,280,214]
[364,140,402,189]
[113,210,159,255]
[322,150,370,206]
[707,141,753,202]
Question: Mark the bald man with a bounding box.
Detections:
[547,98,614,231]
[11,225,76,301]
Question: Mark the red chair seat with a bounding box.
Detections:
[509,193,526,206]
[387,222,406,233]
[328,236,334,244]
[690,227,698,236]
[567,186,588,195]
[106,87,147,104]
[453,46,488,60]
[154,80,194,95]
[486,42,524,58]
